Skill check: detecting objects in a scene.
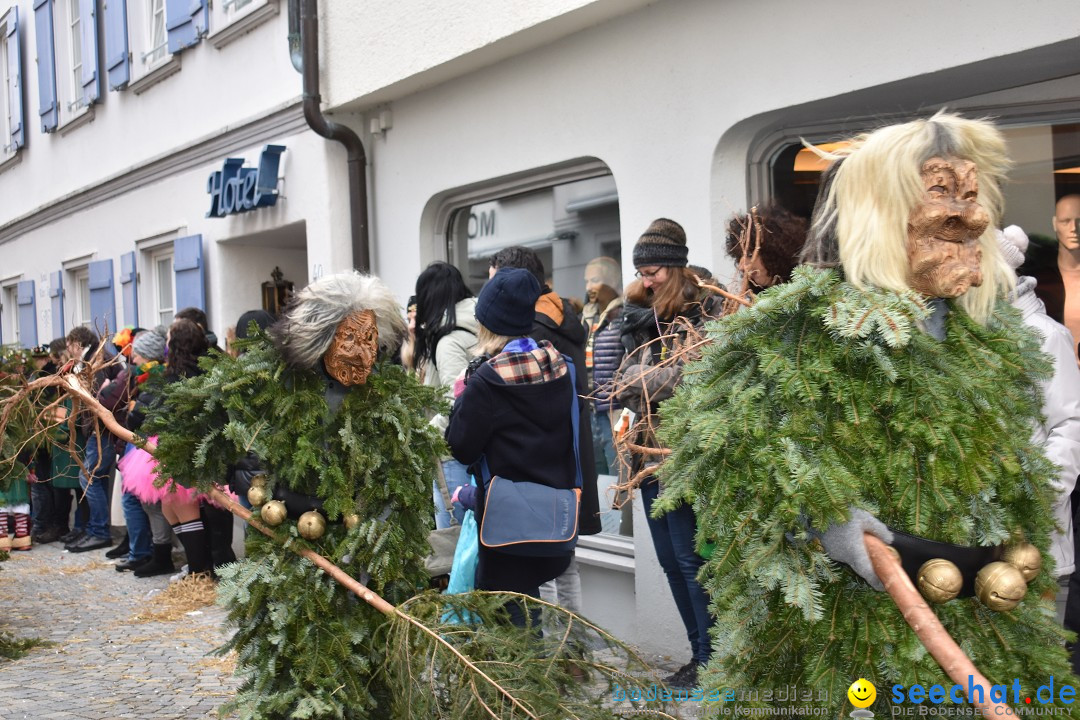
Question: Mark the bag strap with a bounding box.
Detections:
[434,461,459,528]
[479,358,583,491]
[565,357,583,491]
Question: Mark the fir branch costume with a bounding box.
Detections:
[143,274,446,719]
[657,265,1076,711]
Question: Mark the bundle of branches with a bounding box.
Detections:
[0,340,120,492]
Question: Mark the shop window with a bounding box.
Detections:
[769,122,1080,258]
[444,172,633,539]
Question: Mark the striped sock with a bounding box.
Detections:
[0,511,10,538]
[13,513,29,539]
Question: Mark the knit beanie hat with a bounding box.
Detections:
[132,328,167,362]
[632,218,688,269]
[996,225,1029,270]
[475,268,541,337]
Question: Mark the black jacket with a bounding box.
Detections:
[530,292,601,535]
[447,356,577,493]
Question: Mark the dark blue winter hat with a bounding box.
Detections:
[475,268,541,337]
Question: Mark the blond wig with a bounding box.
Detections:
[801,112,1013,324]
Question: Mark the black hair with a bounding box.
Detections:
[174,307,209,330]
[413,262,473,368]
[490,246,546,288]
[65,326,98,349]
[166,318,209,378]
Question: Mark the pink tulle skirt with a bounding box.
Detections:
[118,440,237,508]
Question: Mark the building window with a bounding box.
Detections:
[153,250,175,326]
[769,121,1080,240]
[67,267,91,328]
[52,0,91,126]
[146,0,168,67]
[1,283,18,344]
[444,171,632,538]
[208,0,276,48]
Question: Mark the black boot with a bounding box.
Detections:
[173,521,214,576]
[201,504,236,569]
[105,533,130,559]
[134,543,175,578]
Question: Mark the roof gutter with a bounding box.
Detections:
[294,0,370,272]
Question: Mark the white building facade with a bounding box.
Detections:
[2,0,1079,660]
[0,0,348,348]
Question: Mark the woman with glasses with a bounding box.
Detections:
[615,218,723,689]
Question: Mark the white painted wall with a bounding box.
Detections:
[0,0,302,230]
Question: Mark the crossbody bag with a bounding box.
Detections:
[477,358,582,557]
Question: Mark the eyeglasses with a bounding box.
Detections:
[634,267,665,280]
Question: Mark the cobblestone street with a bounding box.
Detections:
[0,541,238,720]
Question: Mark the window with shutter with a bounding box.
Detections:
[0,6,24,157]
[49,270,65,338]
[173,235,204,312]
[16,280,37,348]
[33,0,58,133]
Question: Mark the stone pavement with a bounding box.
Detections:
[0,540,238,720]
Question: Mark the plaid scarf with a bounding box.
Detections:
[488,339,568,385]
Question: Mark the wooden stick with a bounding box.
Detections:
[865,534,1014,717]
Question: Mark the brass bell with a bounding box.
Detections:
[1002,543,1041,582]
[246,486,268,507]
[251,474,267,489]
[260,500,288,527]
[975,561,1027,611]
[917,558,962,604]
[298,510,327,540]
[343,513,360,530]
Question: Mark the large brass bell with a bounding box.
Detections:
[298,510,327,540]
[1002,543,1041,582]
[246,485,268,507]
[975,561,1027,611]
[917,558,962,604]
[260,500,288,527]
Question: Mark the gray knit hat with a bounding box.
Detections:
[632,218,688,269]
[132,328,166,362]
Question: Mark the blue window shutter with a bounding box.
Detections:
[103,0,129,90]
[190,0,207,37]
[79,0,100,105]
[174,235,205,312]
[165,0,203,53]
[88,258,116,337]
[4,7,24,150]
[49,270,64,338]
[120,250,138,326]
[32,0,57,133]
[16,280,37,348]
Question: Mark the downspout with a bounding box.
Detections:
[291,0,370,272]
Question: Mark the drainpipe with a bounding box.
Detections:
[294,0,370,272]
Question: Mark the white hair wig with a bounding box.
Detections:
[802,111,1013,325]
[270,271,406,370]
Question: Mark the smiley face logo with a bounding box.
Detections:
[848,678,876,709]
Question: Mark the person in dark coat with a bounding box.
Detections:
[489,247,601,615]
[446,268,578,628]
